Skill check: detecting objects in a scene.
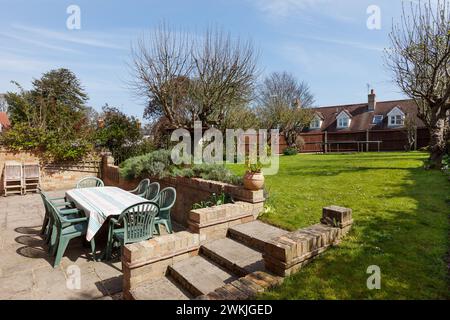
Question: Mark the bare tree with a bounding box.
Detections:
[129,23,193,128]
[190,28,258,127]
[129,24,259,130]
[385,0,450,168]
[257,72,315,148]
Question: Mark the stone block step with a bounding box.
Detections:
[228,220,289,251]
[130,276,193,300]
[201,238,265,277]
[169,255,238,297]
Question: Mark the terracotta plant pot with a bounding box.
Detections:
[243,171,265,191]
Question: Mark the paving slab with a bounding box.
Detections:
[201,238,265,276]
[228,220,289,251]
[0,192,117,300]
[169,255,238,296]
[0,270,34,299]
[131,276,193,300]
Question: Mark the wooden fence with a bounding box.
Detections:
[298,128,430,153]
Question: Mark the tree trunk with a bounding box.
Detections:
[428,117,448,169]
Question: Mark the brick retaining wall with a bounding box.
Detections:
[100,154,264,227]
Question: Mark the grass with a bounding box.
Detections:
[228,152,449,299]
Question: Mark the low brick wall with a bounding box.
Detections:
[0,149,101,194]
[122,231,201,300]
[101,154,264,227]
[188,201,264,241]
[263,206,353,276]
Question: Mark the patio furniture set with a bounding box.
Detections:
[3,161,40,196]
[39,177,177,267]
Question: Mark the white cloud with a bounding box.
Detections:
[11,24,127,50]
[0,32,80,54]
[296,34,384,52]
[251,0,329,17]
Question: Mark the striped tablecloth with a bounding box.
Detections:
[66,187,147,241]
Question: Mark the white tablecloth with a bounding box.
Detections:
[65,186,147,241]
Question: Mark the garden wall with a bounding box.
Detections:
[298,128,430,153]
[0,148,101,194]
[100,154,265,227]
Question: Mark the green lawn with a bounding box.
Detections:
[229,152,449,299]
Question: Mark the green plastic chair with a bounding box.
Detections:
[129,179,151,197]
[154,187,176,235]
[145,182,160,202]
[76,176,104,189]
[39,190,82,240]
[105,201,159,261]
[46,199,95,268]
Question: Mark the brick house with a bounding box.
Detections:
[0,112,10,133]
[0,94,10,133]
[293,90,429,153]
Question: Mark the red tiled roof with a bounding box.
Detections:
[307,99,425,132]
[0,112,10,129]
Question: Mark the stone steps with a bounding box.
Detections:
[129,221,290,300]
[130,276,193,300]
[228,220,289,251]
[168,255,238,297]
[201,237,265,277]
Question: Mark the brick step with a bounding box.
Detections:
[168,255,238,297]
[201,237,265,277]
[130,276,193,300]
[228,220,289,251]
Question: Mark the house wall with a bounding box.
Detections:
[0,148,101,195]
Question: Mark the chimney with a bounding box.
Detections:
[368,89,376,111]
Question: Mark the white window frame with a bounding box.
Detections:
[336,111,351,129]
[310,116,322,129]
[387,107,405,127]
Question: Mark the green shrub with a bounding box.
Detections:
[119,149,173,179]
[283,147,298,156]
[119,150,243,185]
[177,163,242,185]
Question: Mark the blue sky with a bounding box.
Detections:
[0,0,420,119]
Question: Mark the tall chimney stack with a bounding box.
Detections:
[368,89,376,111]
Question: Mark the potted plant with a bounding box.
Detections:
[243,159,264,191]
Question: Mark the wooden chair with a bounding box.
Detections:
[3,161,23,196]
[23,162,40,194]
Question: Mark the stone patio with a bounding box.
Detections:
[0,191,123,300]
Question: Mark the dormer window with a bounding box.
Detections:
[310,115,322,129]
[390,115,404,126]
[372,115,383,125]
[336,111,351,129]
[387,106,405,127]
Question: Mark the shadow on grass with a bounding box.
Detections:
[260,166,449,300]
